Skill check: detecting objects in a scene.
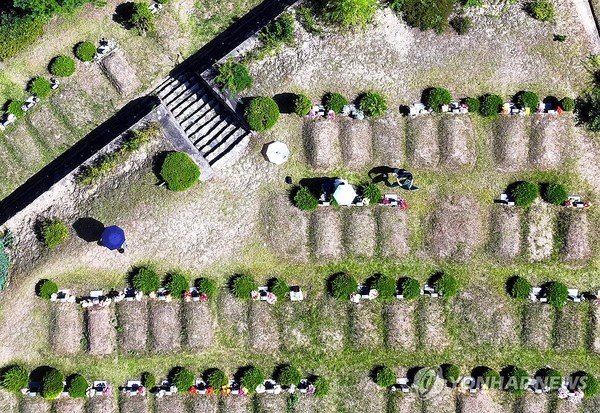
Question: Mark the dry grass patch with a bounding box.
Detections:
[489,206,521,259]
[296,396,336,413]
[100,51,142,96]
[87,396,117,413]
[261,192,309,260]
[590,304,600,353]
[27,105,72,148]
[149,302,182,353]
[407,116,439,168]
[49,83,99,135]
[522,302,553,351]
[183,302,215,351]
[86,305,117,355]
[341,377,386,413]
[453,287,518,346]
[391,391,422,413]
[218,290,248,345]
[529,116,571,169]
[438,116,476,169]
[527,200,555,261]
[349,302,383,349]
[319,298,348,352]
[189,396,219,413]
[276,301,313,351]
[248,301,280,353]
[0,390,18,413]
[556,398,578,413]
[4,123,43,166]
[555,304,585,352]
[311,209,343,260]
[371,113,404,166]
[582,394,600,412]
[457,392,504,413]
[419,299,449,351]
[342,209,376,258]
[256,394,287,413]
[154,395,186,413]
[116,301,148,353]
[303,119,341,170]
[221,395,252,413]
[20,398,50,413]
[516,392,548,413]
[376,207,409,258]
[338,117,372,169]
[119,396,149,413]
[51,302,83,355]
[54,398,85,413]
[423,386,456,413]
[493,116,528,171]
[384,301,416,351]
[564,212,591,261]
[429,196,483,260]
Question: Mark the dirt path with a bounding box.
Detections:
[572,0,600,52]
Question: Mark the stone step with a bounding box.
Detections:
[187,110,227,140]
[180,100,219,132]
[197,123,238,151]
[195,117,235,148]
[160,78,194,106]
[154,76,178,97]
[175,94,212,124]
[207,130,251,167]
[166,82,204,116]
[172,89,208,118]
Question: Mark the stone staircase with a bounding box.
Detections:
[154,72,251,168]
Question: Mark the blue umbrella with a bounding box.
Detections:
[101,225,125,250]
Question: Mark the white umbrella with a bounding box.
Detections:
[264,141,290,165]
[333,183,357,206]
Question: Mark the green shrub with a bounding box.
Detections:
[510,181,539,207]
[543,183,568,206]
[503,366,529,394]
[396,0,455,33]
[197,278,217,298]
[314,377,329,398]
[240,367,264,394]
[433,273,459,297]
[41,368,64,400]
[130,2,156,33]
[362,182,381,204]
[1,366,29,393]
[7,100,24,118]
[293,93,312,116]
[0,15,45,61]
[414,367,437,391]
[465,97,480,112]
[576,372,599,397]
[324,92,348,113]
[579,88,600,131]
[426,87,452,111]
[141,372,156,389]
[38,279,58,299]
[529,0,555,22]
[479,94,503,117]
[75,41,96,62]
[40,219,69,249]
[371,274,396,301]
[545,281,568,308]
[160,152,201,192]
[329,273,358,300]
[296,5,322,34]
[294,186,319,211]
[165,272,188,299]
[465,0,483,6]
[156,0,170,3]
[206,369,228,389]
[399,277,420,300]
[232,275,257,300]
[375,366,396,388]
[67,374,88,398]
[516,91,540,109]
[359,91,387,117]
[0,245,9,292]
[122,125,155,153]
[560,97,575,111]
[442,364,460,384]
[450,16,471,34]
[259,13,295,53]
[171,367,194,392]
[215,59,253,93]
[321,0,378,28]
[509,276,532,299]
[541,368,563,391]
[277,366,302,386]
[132,266,160,294]
[78,152,121,185]
[481,368,501,390]
[244,96,279,132]
[50,55,75,77]
[271,278,289,299]
[30,76,52,98]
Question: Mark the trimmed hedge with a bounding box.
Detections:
[294,186,319,211]
[479,94,503,117]
[160,152,200,192]
[433,273,459,297]
[510,181,538,207]
[450,15,471,34]
[270,278,289,299]
[359,91,387,117]
[1,366,28,393]
[442,364,460,384]
[503,366,529,394]
[7,100,24,118]
[171,367,194,392]
[41,368,64,400]
[543,183,568,206]
[399,277,420,300]
[277,365,302,386]
[38,279,58,299]
[465,97,480,112]
[516,91,540,109]
[244,97,279,132]
[129,2,156,33]
[362,182,381,204]
[30,76,52,98]
[141,372,156,389]
[215,59,253,93]
[330,273,358,300]
[75,41,96,62]
[481,367,501,390]
[206,369,228,389]
[231,275,257,300]
[165,272,188,299]
[40,219,69,249]
[314,376,329,398]
[293,93,312,116]
[509,276,532,299]
[529,0,555,22]
[560,97,575,111]
[132,266,160,294]
[576,372,599,398]
[427,87,452,111]
[240,367,264,394]
[541,368,563,391]
[324,92,348,114]
[67,374,88,398]
[545,281,568,308]
[375,366,396,387]
[371,274,396,302]
[321,0,378,28]
[197,278,216,298]
[50,56,76,77]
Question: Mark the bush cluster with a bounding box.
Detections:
[1,366,28,393]
[576,372,599,397]
[371,274,396,301]
[426,87,452,111]
[75,41,96,62]
[545,281,568,308]
[442,364,460,384]
[197,278,216,298]
[171,367,194,392]
[509,276,532,299]
[450,16,471,34]
[41,368,64,400]
[542,368,563,391]
[165,272,188,299]
[359,91,387,117]
[141,372,156,389]
[30,76,52,98]
[481,367,501,390]
[244,97,280,132]
[0,15,45,61]
[240,367,264,394]
[516,91,540,109]
[40,219,69,249]
[271,278,289,299]
[330,273,358,300]
[293,93,312,116]
[465,97,480,112]
[259,14,295,53]
[294,186,319,211]
[50,55,76,77]
[433,273,459,297]
[7,100,24,118]
[543,183,568,206]
[215,59,253,94]
[160,152,201,192]
[129,2,156,33]
[67,374,88,398]
[529,0,555,22]
[510,181,538,207]
[479,94,503,117]
[560,97,575,111]
[362,182,381,204]
[277,365,302,386]
[38,279,58,299]
[399,277,420,300]
[132,266,160,294]
[324,92,348,113]
[232,275,257,300]
[396,0,455,33]
[375,366,396,387]
[207,369,228,389]
[314,376,329,398]
[503,366,529,394]
[321,0,378,28]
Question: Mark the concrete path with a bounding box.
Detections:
[572,0,600,52]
